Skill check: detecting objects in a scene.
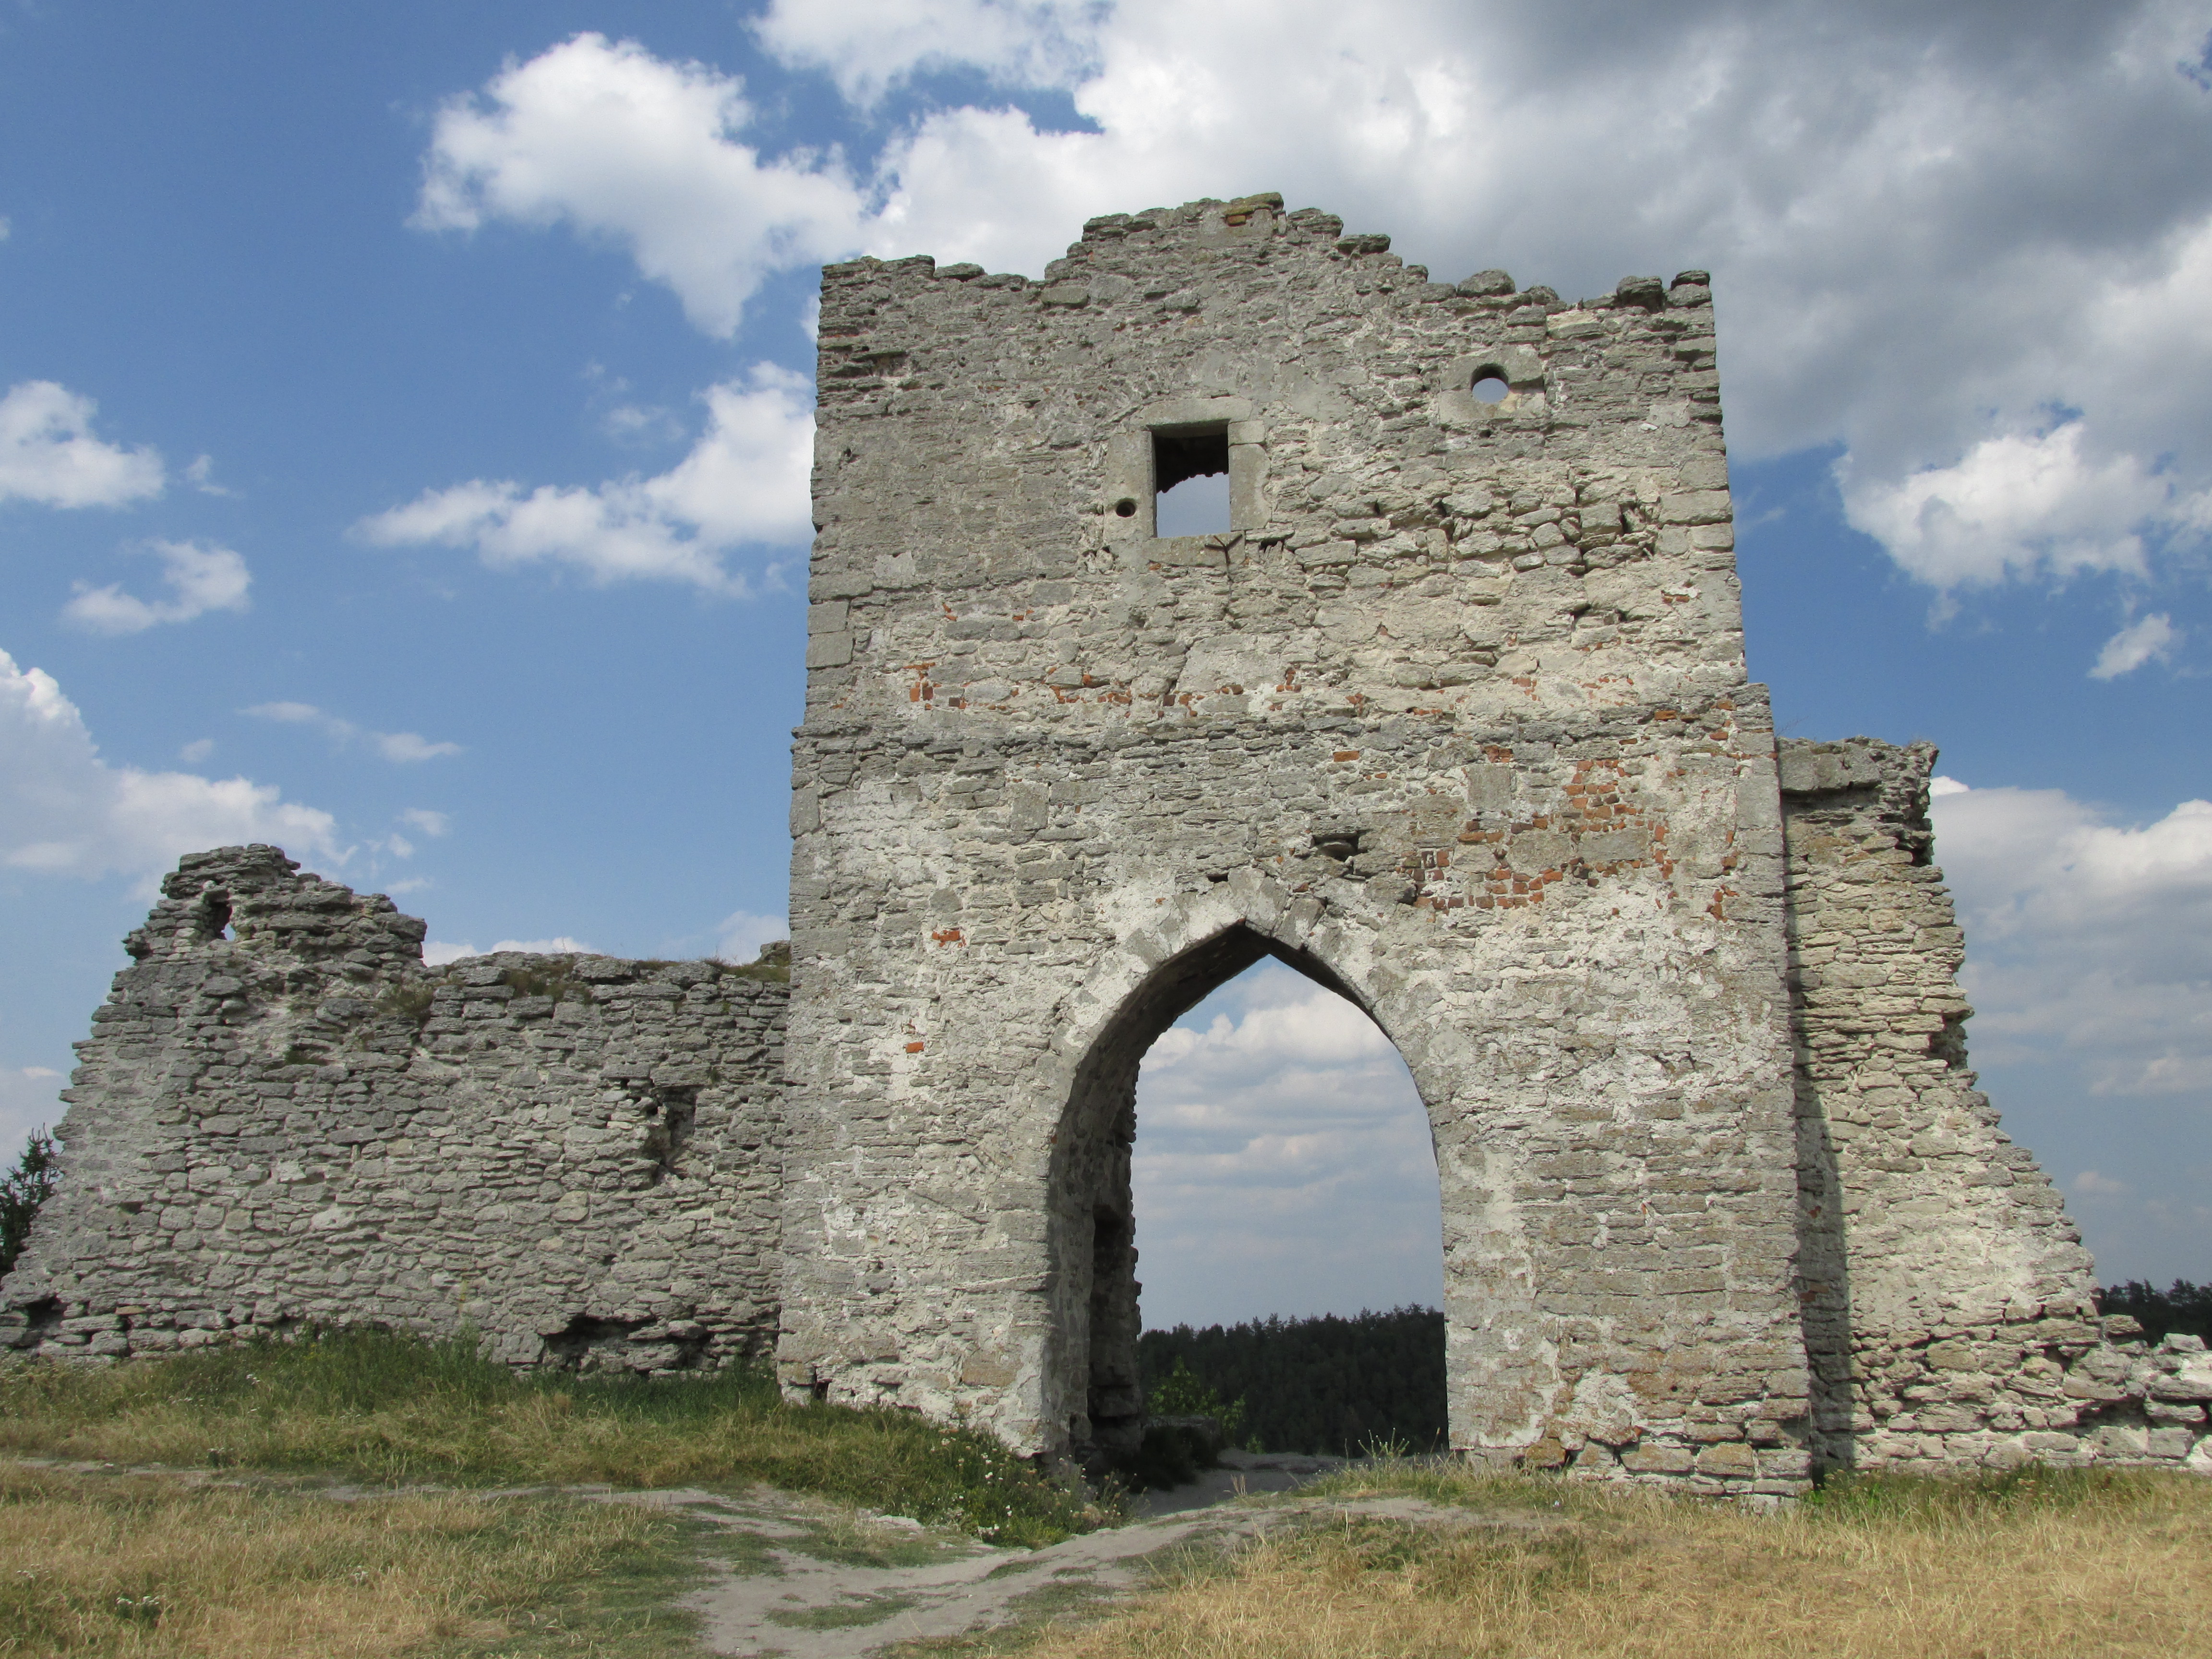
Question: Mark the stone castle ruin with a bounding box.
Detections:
[6,196,2208,1493]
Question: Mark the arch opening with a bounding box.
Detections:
[1046,924,1443,1470]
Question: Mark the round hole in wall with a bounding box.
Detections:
[1471,369,1510,404]
[1114,497,1138,517]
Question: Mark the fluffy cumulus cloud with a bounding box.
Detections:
[1132,962,1443,1327]
[386,8,2212,625]
[1932,781,2212,1099]
[0,381,164,509]
[752,0,1101,107]
[243,701,462,763]
[61,539,251,634]
[0,649,336,886]
[2090,613,2183,679]
[1839,424,2191,592]
[355,366,813,592]
[427,8,2212,605]
[414,32,862,337]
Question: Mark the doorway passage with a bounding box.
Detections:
[1047,926,1443,1468]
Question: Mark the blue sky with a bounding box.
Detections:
[4,1,2210,1315]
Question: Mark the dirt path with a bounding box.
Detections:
[617,1453,1530,1658]
[9,1450,1526,1657]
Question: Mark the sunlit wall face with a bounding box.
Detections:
[1131,960,1443,1331]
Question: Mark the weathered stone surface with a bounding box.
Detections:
[4,198,2201,1493]
[0,846,786,1373]
[1780,742,2205,1474]
[781,196,1804,1487]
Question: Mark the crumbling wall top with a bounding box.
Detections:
[123,844,428,967]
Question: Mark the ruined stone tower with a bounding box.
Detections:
[11,198,2206,1493]
[778,194,1811,1480]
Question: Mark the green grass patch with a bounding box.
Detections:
[0,1326,1096,1547]
[765,1589,921,1629]
[1799,1462,2167,1525]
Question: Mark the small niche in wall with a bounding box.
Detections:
[1154,425,1230,536]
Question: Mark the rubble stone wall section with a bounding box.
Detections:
[783,194,1813,1491]
[0,846,786,1373]
[1780,739,2212,1476]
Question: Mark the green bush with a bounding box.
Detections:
[1148,1356,1249,1443]
[0,1127,59,1279]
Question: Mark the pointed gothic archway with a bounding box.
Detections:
[1040,920,1442,1465]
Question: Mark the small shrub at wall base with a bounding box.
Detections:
[1147,1357,1249,1443]
[0,1326,1097,1546]
[0,1128,59,1279]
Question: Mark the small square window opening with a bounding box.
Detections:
[1153,425,1230,536]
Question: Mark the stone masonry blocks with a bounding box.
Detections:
[781,194,1811,1490]
[0,846,787,1374]
[7,198,2199,1493]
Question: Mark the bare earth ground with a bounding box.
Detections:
[643,1451,1464,1657]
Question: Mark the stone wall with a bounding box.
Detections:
[6,198,2202,1493]
[782,194,1812,1491]
[0,846,786,1372]
[1781,738,2212,1476]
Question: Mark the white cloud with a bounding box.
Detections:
[401,808,451,838]
[0,647,337,887]
[1142,983,1394,1074]
[373,732,463,763]
[1132,962,1442,1324]
[179,738,214,764]
[243,701,462,764]
[0,1066,67,1164]
[715,908,788,962]
[1933,781,2212,1097]
[2073,1169,2132,1198]
[183,454,235,497]
[424,936,592,967]
[602,402,681,444]
[413,32,863,337]
[0,381,164,509]
[356,365,813,592]
[61,539,251,634]
[754,0,1100,107]
[412,14,2212,611]
[1839,423,2185,590]
[2090,612,2182,679]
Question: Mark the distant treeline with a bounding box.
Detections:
[1138,1306,1447,1456]
[2095,1280,2212,1345]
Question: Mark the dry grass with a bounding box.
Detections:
[0,1463,700,1658]
[976,1465,2212,1659]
